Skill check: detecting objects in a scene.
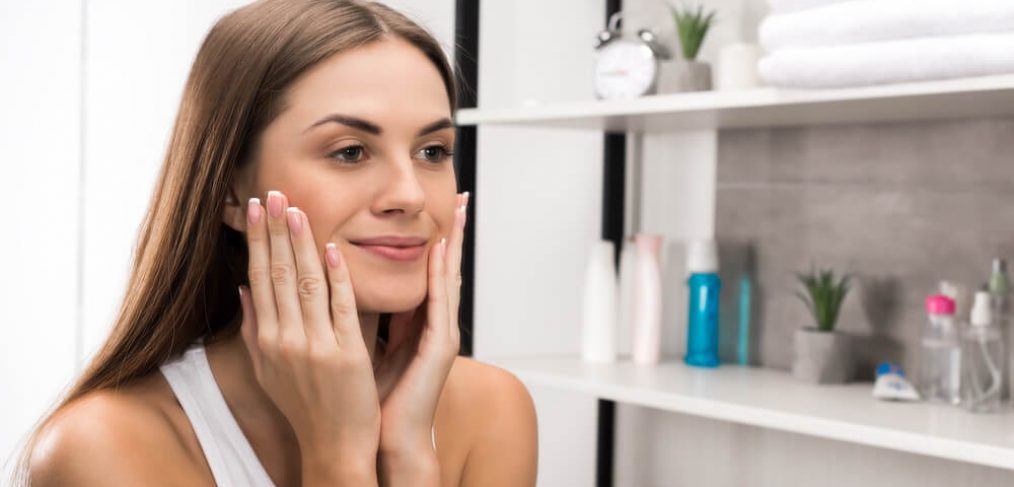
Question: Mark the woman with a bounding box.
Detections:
[15,1,538,485]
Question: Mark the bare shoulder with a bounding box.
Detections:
[450,356,538,487]
[450,356,535,407]
[28,373,204,486]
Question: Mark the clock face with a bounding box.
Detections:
[594,39,657,100]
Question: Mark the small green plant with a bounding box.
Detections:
[795,266,851,332]
[668,3,717,61]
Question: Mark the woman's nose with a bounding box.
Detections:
[376,159,426,215]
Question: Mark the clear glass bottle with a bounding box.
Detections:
[962,291,1006,413]
[987,258,1011,403]
[919,294,961,405]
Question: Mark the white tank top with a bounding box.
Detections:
[159,335,436,487]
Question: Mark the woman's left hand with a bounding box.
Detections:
[373,192,469,459]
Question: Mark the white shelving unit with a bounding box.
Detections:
[484,354,1014,471]
[458,74,1014,474]
[456,74,1014,132]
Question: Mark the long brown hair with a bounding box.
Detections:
[9,1,460,483]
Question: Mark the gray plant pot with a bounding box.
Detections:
[657,60,712,94]
[792,328,853,384]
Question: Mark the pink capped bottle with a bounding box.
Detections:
[918,294,962,405]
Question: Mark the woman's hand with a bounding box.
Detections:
[236,190,381,483]
[373,192,469,461]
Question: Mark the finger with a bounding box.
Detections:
[265,190,305,343]
[238,285,262,376]
[445,193,468,327]
[426,239,450,343]
[285,207,333,343]
[324,242,366,351]
[245,197,279,340]
[444,193,466,277]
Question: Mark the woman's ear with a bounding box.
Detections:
[222,187,247,233]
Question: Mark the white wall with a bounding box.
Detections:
[0,0,83,475]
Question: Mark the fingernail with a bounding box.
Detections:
[326,242,341,268]
[463,191,470,209]
[440,237,447,253]
[247,198,262,225]
[267,190,283,218]
[287,207,303,235]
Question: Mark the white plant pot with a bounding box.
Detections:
[792,327,853,384]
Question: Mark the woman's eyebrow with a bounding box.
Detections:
[303,114,453,136]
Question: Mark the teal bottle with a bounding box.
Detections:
[684,239,721,368]
[685,272,721,367]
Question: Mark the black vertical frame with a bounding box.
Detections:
[454,0,479,358]
[599,3,625,487]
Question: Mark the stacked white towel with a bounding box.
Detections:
[758,0,1014,88]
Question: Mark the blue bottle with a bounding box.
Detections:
[685,239,721,368]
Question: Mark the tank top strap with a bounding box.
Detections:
[160,338,275,486]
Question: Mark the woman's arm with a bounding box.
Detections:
[377,443,441,487]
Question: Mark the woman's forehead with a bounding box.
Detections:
[284,38,451,119]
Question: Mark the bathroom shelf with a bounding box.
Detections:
[454,74,1014,132]
[484,354,1014,471]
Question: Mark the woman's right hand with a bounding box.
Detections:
[236,190,381,477]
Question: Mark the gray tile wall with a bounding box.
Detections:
[715,117,1014,379]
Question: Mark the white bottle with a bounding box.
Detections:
[632,234,664,365]
[581,240,618,363]
[617,236,638,359]
[962,291,1005,413]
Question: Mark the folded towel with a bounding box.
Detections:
[765,0,852,15]
[761,0,1014,51]
[758,32,1014,88]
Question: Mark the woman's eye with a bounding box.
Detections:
[417,144,454,164]
[328,145,365,164]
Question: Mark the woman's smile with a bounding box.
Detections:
[348,235,430,262]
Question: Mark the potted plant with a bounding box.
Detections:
[659,2,716,93]
[792,266,853,384]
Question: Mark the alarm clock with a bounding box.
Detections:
[593,12,671,100]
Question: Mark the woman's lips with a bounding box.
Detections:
[352,243,426,262]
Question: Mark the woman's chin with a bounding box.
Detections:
[355,284,427,314]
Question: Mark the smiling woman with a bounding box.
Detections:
[13,1,537,486]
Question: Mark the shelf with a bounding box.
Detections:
[454,74,1014,132]
[485,354,1014,471]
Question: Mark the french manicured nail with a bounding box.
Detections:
[326,242,341,268]
[247,198,262,225]
[287,207,303,235]
[267,190,283,218]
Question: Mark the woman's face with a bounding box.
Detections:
[228,37,457,314]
